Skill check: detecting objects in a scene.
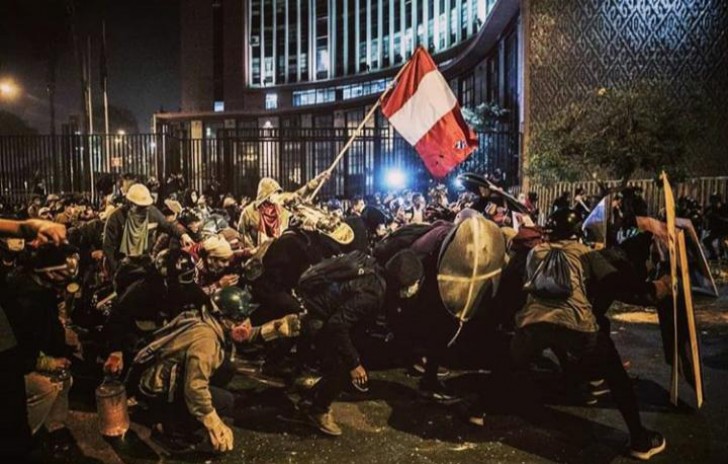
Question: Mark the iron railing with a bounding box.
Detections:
[0,127,517,204]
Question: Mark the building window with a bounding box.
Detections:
[265,93,278,109]
[214,101,225,112]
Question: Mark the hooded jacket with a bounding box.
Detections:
[239,174,325,248]
[135,308,227,420]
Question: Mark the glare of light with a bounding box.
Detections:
[385,168,406,189]
[117,129,126,135]
[0,79,20,100]
[263,120,273,129]
[453,177,464,190]
[149,141,157,149]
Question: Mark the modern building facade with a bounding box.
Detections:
[158,0,522,196]
[157,0,728,197]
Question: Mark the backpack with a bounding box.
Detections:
[298,250,378,294]
[523,245,573,299]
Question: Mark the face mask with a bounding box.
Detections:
[207,256,230,273]
[131,205,148,215]
[229,318,252,343]
[398,280,421,299]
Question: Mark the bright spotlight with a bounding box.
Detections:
[453,177,464,190]
[385,168,406,190]
[0,79,20,100]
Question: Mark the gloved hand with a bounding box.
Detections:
[103,351,124,375]
[260,314,302,341]
[201,410,234,452]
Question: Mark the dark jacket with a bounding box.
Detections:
[299,271,386,370]
[103,270,171,355]
[0,271,67,373]
[103,205,182,274]
[251,229,341,324]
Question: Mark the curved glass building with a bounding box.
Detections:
[158,0,522,196]
[247,0,492,86]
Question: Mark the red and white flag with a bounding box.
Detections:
[381,47,478,178]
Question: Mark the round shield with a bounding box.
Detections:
[437,212,506,323]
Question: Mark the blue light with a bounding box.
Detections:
[453,177,464,190]
[385,168,406,190]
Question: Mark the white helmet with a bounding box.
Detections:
[202,235,233,259]
[126,183,153,206]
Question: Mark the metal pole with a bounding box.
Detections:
[307,54,412,201]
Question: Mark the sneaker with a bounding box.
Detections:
[419,379,461,403]
[629,430,666,461]
[466,412,486,427]
[589,379,610,396]
[409,357,450,378]
[306,410,343,437]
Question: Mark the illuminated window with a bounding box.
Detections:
[214,101,225,112]
[265,93,278,109]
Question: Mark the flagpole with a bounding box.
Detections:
[307,54,413,202]
[102,20,111,171]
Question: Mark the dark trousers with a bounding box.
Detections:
[304,330,350,414]
[510,323,644,440]
[0,353,32,460]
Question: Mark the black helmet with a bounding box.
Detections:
[174,252,196,284]
[546,208,583,240]
[211,286,257,322]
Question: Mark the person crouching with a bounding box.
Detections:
[130,286,300,454]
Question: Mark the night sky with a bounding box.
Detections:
[0,0,180,133]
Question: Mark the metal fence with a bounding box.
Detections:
[0,128,517,204]
[513,177,728,225]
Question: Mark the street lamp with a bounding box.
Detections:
[0,78,20,100]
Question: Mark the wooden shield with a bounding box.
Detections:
[437,213,506,323]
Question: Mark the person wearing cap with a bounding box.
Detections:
[131,286,300,454]
[290,250,423,437]
[193,235,241,295]
[1,244,81,455]
[102,183,194,275]
[238,172,330,249]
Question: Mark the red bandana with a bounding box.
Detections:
[258,202,281,239]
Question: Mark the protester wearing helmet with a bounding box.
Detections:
[102,183,195,276]
[131,286,300,455]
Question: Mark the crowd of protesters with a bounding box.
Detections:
[3,169,725,462]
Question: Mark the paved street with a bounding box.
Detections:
[60,288,728,464]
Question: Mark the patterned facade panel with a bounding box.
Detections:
[528,0,728,175]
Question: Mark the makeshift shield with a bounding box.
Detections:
[437,211,506,324]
